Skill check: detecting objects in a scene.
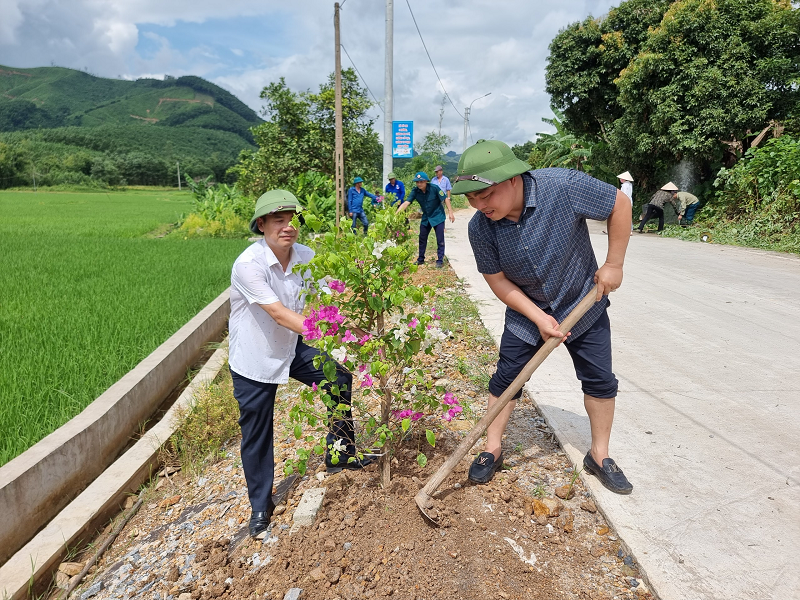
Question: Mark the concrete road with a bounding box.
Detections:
[444,208,800,600]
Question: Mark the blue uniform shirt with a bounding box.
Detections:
[346,186,377,213]
[406,183,447,227]
[385,180,406,205]
[468,169,617,346]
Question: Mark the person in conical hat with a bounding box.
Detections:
[231,190,373,539]
[616,172,634,233]
[637,182,679,233]
[451,139,633,494]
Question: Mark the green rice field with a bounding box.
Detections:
[0,190,250,465]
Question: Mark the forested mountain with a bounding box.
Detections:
[0,65,262,187]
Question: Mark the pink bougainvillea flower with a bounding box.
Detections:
[312,382,318,391]
[360,374,374,388]
[391,409,413,420]
[442,411,453,422]
[448,406,463,418]
[408,317,419,329]
[358,333,372,346]
[329,280,346,293]
[358,363,368,373]
[411,412,423,421]
[443,392,458,405]
[342,329,358,343]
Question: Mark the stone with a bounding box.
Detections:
[178,594,193,600]
[167,565,180,582]
[283,589,303,600]
[159,494,181,508]
[326,567,342,583]
[292,488,326,529]
[597,525,609,536]
[55,571,69,589]
[562,509,574,533]
[58,562,83,576]
[274,504,287,515]
[580,500,597,513]
[309,567,326,581]
[542,497,563,517]
[80,581,103,600]
[621,565,637,578]
[532,499,549,518]
[124,496,136,509]
[554,485,574,500]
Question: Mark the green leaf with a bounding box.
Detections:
[294,424,302,439]
[417,453,428,467]
[401,418,411,432]
[426,429,436,447]
[323,360,337,382]
[314,444,324,455]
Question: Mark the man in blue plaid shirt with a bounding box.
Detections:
[452,139,633,495]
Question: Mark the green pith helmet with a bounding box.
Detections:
[387,171,397,180]
[413,171,429,182]
[451,139,531,195]
[249,189,304,234]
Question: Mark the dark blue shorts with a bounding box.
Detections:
[489,309,618,400]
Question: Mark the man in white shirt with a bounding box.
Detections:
[229,189,372,539]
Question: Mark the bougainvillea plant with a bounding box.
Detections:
[285,208,462,486]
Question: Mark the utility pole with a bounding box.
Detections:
[334,2,345,229]
[382,0,393,184]
[463,107,470,154]
[176,161,181,190]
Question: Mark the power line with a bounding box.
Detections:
[340,43,384,113]
[404,0,464,119]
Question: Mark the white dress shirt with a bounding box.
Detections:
[229,239,315,383]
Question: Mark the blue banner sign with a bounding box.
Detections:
[392,121,413,158]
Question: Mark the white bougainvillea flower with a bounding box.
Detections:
[331,346,348,363]
[331,439,346,453]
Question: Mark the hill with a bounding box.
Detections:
[0,65,262,187]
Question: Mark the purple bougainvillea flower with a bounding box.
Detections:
[360,374,374,388]
[329,280,346,293]
[342,330,358,343]
[443,392,458,405]
[312,382,318,391]
[358,333,372,346]
[411,412,423,421]
[358,363,368,373]
[408,317,419,328]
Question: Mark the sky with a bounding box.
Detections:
[0,0,619,152]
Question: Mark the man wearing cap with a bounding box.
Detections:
[637,182,679,233]
[452,139,634,495]
[397,171,455,268]
[346,177,377,233]
[432,165,452,203]
[676,190,700,226]
[229,190,372,539]
[385,172,405,206]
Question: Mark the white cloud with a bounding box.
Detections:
[0,0,619,148]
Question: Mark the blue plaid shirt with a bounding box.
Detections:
[468,169,617,346]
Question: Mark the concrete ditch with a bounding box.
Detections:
[0,288,231,598]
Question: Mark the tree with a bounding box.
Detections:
[535,110,593,171]
[613,0,800,168]
[231,69,382,197]
[545,0,672,141]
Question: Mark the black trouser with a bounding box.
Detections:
[230,338,354,512]
[418,221,445,262]
[638,204,664,231]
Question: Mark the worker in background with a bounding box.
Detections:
[676,190,701,226]
[397,171,455,268]
[637,182,679,233]
[385,172,405,206]
[431,165,452,205]
[617,171,634,234]
[346,177,377,233]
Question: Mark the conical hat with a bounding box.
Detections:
[616,171,633,182]
[660,181,679,191]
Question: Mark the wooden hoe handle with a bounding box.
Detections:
[416,286,599,508]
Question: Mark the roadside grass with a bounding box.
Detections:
[166,367,241,477]
[0,190,249,465]
[659,221,800,254]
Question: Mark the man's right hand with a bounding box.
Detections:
[349,212,353,217]
[535,314,570,344]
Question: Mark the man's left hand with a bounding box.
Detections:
[448,211,455,223]
[593,263,623,301]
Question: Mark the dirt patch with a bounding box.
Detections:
[63,265,654,600]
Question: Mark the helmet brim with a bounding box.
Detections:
[452,157,531,195]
